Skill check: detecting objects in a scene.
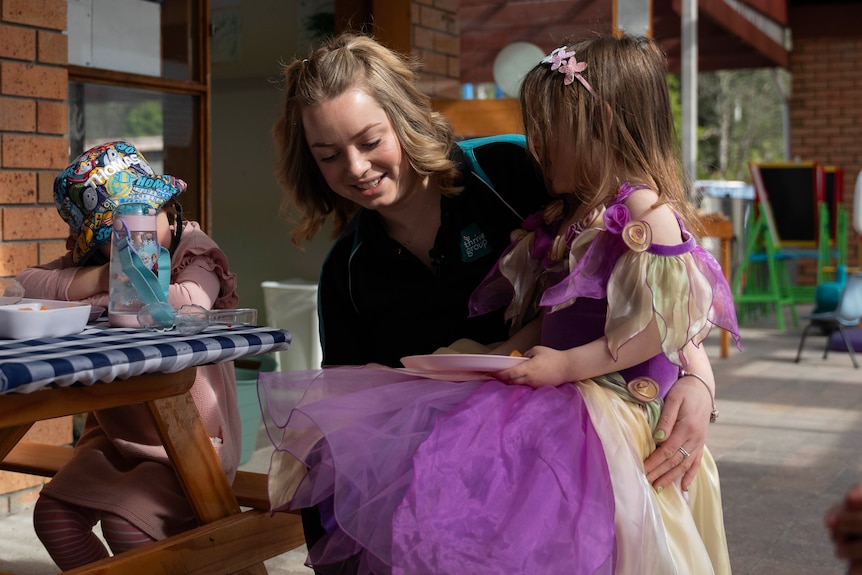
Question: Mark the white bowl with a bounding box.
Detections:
[0,299,92,339]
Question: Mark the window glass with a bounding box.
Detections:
[67,0,195,82]
[69,82,203,222]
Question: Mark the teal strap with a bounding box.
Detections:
[116,232,175,327]
[456,134,526,192]
[158,245,170,296]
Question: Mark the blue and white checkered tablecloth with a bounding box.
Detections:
[0,325,292,394]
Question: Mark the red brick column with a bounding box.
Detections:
[0,0,72,514]
[412,0,460,99]
[0,0,70,278]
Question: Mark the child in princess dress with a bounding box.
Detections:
[260,33,739,574]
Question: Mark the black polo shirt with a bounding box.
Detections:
[318,135,549,367]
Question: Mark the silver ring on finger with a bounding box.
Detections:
[678,446,690,460]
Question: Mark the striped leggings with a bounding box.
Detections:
[33,494,155,570]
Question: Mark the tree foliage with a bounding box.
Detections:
[668,68,788,182]
[125,100,163,137]
[84,98,162,140]
[697,69,788,181]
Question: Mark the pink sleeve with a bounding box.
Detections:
[16,254,77,300]
[167,261,222,309]
[15,254,109,308]
[166,223,239,311]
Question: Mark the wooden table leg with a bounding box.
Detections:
[146,380,273,574]
[702,215,734,359]
[147,392,240,523]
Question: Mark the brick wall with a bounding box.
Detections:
[411,0,460,99]
[0,0,70,278]
[0,0,72,511]
[0,418,74,516]
[789,25,862,279]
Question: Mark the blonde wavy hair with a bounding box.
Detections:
[273,32,460,246]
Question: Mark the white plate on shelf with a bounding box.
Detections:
[401,353,527,373]
[0,299,91,339]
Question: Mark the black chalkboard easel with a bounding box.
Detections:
[752,162,824,247]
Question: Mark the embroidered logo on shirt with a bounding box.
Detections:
[460,224,491,261]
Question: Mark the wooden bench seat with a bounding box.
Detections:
[1,441,282,512]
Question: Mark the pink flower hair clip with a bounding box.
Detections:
[541,46,595,96]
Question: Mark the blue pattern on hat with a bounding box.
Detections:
[54,141,187,265]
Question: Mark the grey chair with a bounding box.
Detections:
[795,272,862,368]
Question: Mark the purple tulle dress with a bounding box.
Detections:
[260,183,740,574]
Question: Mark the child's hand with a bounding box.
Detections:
[494,346,570,388]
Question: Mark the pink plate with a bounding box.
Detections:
[400,353,527,373]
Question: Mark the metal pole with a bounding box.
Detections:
[681,0,698,183]
[768,69,791,161]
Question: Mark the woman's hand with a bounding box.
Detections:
[826,483,862,572]
[643,376,713,491]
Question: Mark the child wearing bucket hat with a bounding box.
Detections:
[16,141,244,570]
[55,139,187,266]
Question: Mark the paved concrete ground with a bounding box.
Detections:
[707,307,861,575]
[1,304,859,574]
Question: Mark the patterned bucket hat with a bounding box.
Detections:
[54,141,187,265]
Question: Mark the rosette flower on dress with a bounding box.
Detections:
[602,203,630,234]
[621,220,652,252]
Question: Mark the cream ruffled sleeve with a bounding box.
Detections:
[541,199,740,367]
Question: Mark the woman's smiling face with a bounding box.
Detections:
[302,86,413,211]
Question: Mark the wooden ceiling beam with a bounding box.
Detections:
[694,0,789,68]
[739,0,788,24]
[457,0,791,84]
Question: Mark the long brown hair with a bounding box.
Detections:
[273,32,460,246]
[519,33,701,233]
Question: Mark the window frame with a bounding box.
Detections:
[67,1,212,230]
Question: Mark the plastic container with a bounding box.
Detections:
[0,278,25,305]
[137,304,259,335]
[261,279,322,371]
[108,203,160,327]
